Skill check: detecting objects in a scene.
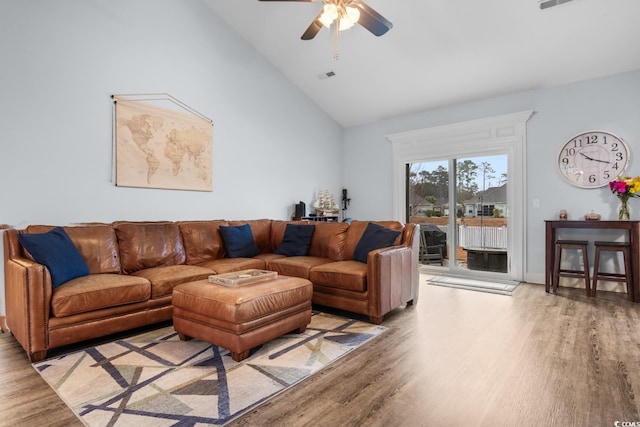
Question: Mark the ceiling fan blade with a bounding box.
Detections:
[301,10,324,40]
[352,1,393,36]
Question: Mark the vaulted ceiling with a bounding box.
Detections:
[205,0,640,127]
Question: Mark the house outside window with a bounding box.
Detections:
[479,204,495,216]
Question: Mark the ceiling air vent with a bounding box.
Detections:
[318,71,336,80]
[539,0,575,9]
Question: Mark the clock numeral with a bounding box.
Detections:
[603,170,610,180]
[561,157,569,165]
[616,152,624,161]
[612,162,619,170]
[585,135,598,144]
[611,142,619,152]
[564,148,576,156]
[589,174,596,183]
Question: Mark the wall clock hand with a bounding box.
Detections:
[579,152,609,164]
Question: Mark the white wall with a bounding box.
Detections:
[0,0,343,313]
[342,70,640,284]
[2,1,639,306]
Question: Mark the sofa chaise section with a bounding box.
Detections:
[308,220,418,324]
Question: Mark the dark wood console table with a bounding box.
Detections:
[545,220,639,302]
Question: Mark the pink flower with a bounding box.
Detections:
[609,176,640,203]
[612,180,628,194]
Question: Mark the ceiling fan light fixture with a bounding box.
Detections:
[338,6,360,31]
[320,4,338,27]
[319,3,360,31]
[260,0,392,60]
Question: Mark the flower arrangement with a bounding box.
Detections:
[609,176,640,220]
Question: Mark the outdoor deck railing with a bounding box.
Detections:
[458,225,507,249]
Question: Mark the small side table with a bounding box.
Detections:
[301,215,339,222]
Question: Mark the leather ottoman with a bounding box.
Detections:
[172,276,313,361]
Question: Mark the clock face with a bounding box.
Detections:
[557,131,630,188]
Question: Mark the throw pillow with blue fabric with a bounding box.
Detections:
[275,224,315,256]
[353,222,401,263]
[219,224,260,258]
[18,227,90,288]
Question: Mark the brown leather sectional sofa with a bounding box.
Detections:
[3,219,419,362]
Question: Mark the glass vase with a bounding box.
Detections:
[619,199,630,220]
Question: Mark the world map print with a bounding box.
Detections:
[115,98,213,191]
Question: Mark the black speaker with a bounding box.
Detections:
[295,201,306,218]
[342,189,350,211]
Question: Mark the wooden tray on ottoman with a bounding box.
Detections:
[208,269,277,287]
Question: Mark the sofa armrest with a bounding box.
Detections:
[366,223,420,323]
[4,256,52,361]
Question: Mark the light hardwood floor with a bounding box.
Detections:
[1,281,639,426]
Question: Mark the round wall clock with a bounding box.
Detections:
[557,130,630,188]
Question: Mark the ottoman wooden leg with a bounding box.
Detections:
[231,350,250,362]
[369,315,383,324]
[178,332,192,341]
[296,325,306,333]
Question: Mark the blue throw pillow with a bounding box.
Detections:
[353,223,401,263]
[219,224,260,258]
[275,224,315,256]
[18,227,90,288]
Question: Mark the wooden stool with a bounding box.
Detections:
[592,241,632,298]
[552,240,590,296]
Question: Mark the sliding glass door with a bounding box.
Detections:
[388,111,532,284]
[409,154,509,277]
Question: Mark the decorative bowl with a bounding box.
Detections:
[584,211,601,221]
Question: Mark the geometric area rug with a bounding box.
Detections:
[33,311,387,426]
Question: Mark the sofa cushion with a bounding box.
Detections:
[310,260,367,292]
[353,222,402,263]
[344,220,404,260]
[132,265,213,298]
[308,222,349,261]
[18,227,90,288]
[269,220,307,251]
[219,224,260,258]
[51,273,151,317]
[27,224,121,274]
[114,222,186,274]
[254,253,287,263]
[275,224,315,256]
[267,256,332,280]
[178,220,228,265]
[196,257,266,274]
[229,219,272,253]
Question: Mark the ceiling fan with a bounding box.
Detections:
[259,0,393,59]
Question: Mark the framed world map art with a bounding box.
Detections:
[113,94,213,191]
